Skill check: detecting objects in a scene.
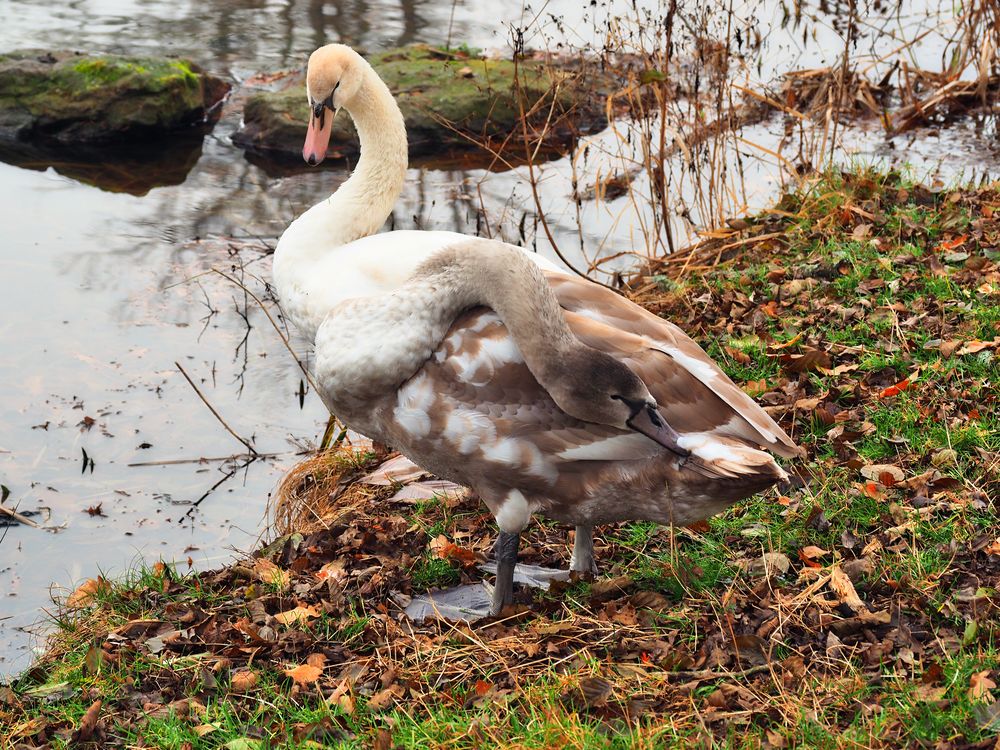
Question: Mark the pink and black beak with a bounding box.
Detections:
[303,90,337,166]
[624,399,691,460]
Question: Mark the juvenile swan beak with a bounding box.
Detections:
[627,403,691,459]
[303,106,337,165]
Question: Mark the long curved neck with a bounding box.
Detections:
[296,64,407,247]
[417,241,579,380]
[315,240,579,409]
[274,57,408,339]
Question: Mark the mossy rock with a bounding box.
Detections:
[0,50,230,143]
[234,45,610,162]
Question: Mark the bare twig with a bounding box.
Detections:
[174,361,259,456]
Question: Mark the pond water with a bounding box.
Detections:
[1,0,997,677]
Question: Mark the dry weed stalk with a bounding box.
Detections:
[457,1,1000,281]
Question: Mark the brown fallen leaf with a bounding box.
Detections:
[969,670,997,702]
[430,535,477,566]
[829,565,866,612]
[253,559,291,590]
[325,678,355,713]
[284,663,323,686]
[66,577,110,608]
[230,671,258,692]
[273,604,321,626]
[800,545,830,560]
[72,699,102,742]
[860,464,905,485]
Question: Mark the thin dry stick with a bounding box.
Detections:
[0,504,40,528]
[511,53,617,289]
[174,361,258,456]
[211,269,347,450]
[211,269,320,394]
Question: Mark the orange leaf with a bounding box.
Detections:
[685,519,711,533]
[436,542,476,566]
[862,481,883,499]
[283,663,323,685]
[878,471,898,488]
[798,549,822,568]
[936,235,968,252]
[273,604,320,626]
[760,300,780,318]
[968,670,997,701]
[253,559,291,590]
[474,680,493,697]
[878,378,910,399]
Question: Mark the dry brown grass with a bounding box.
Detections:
[270,446,391,536]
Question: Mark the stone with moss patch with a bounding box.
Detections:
[0,50,230,143]
[234,45,611,162]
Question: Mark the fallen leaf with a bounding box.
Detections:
[878,377,910,398]
[969,670,997,702]
[800,545,830,560]
[861,464,905,485]
[829,565,866,611]
[325,678,355,713]
[430,536,476,566]
[284,663,323,686]
[72,699,102,742]
[253,559,291,590]
[273,604,320,626]
[230,671,258,692]
[82,640,103,676]
[474,679,493,696]
[224,740,264,750]
[66,577,109,608]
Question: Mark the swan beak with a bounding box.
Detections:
[303,106,337,166]
[627,404,691,459]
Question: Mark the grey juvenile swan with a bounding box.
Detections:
[275,44,801,615]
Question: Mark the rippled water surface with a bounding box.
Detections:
[1,0,998,676]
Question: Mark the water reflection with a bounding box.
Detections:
[0,135,206,196]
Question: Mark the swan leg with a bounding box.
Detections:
[570,524,599,575]
[490,531,520,615]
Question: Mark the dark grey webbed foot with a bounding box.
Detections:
[490,530,520,615]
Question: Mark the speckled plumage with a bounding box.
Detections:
[313,240,799,536]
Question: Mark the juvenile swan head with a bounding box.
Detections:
[547,349,690,458]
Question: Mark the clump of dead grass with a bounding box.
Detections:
[270,445,387,536]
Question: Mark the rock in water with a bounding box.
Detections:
[234,45,610,163]
[0,50,230,144]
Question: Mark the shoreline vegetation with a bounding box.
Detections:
[3,169,999,748]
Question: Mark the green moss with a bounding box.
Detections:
[0,50,224,142]
[71,58,145,85]
[238,44,609,157]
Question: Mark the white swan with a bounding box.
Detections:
[274,44,800,615]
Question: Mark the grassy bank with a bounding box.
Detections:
[2,170,999,749]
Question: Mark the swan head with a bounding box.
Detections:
[548,350,691,458]
[303,44,366,165]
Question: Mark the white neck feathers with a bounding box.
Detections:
[273,53,408,338]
